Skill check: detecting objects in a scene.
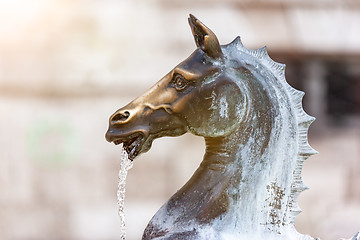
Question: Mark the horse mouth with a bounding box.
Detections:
[112,133,146,160]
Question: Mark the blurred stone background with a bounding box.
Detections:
[1,0,360,239]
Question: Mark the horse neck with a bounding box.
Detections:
[195,88,298,233]
[150,85,302,239]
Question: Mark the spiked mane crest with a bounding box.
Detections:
[225,36,318,224]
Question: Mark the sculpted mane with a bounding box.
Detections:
[223,36,317,226]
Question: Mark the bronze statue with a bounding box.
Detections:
[106,14,317,239]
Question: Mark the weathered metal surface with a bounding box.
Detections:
[106,14,317,239]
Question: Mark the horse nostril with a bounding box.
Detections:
[111,111,130,123]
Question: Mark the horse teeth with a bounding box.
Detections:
[130,137,139,148]
[130,146,136,156]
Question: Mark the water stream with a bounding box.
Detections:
[117,144,133,240]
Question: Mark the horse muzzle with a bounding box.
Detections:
[105,106,151,160]
[105,127,149,160]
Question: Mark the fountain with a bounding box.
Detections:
[105,14,358,240]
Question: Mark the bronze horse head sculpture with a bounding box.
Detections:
[106,15,316,240]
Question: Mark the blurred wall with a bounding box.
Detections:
[1,0,360,239]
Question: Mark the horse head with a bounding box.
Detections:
[106,14,246,159]
[106,14,317,240]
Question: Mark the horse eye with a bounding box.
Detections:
[174,75,188,91]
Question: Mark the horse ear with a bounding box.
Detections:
[188,14,223,60]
